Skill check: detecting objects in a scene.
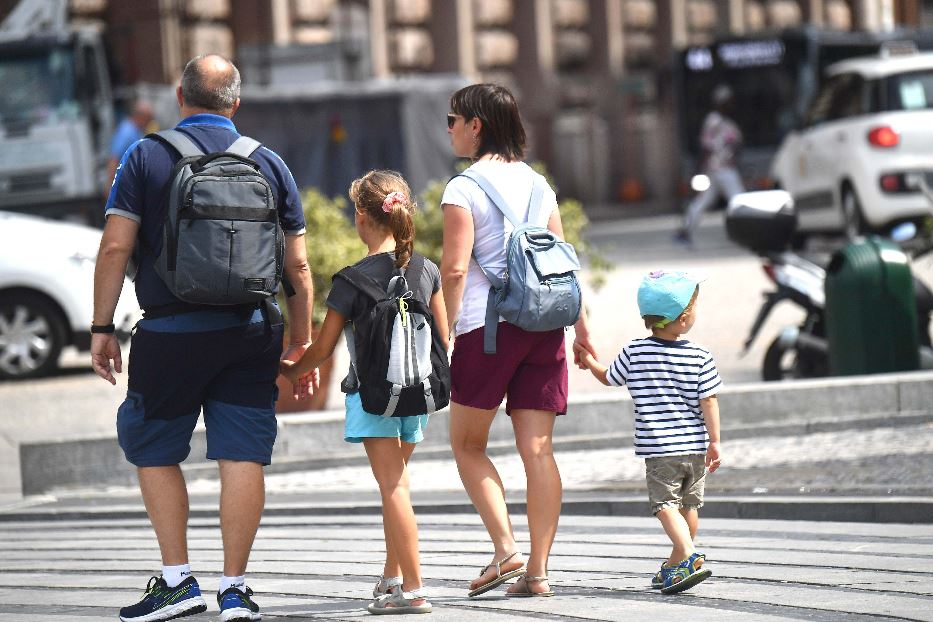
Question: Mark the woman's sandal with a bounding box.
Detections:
[374,576,403,598]
[505,574,555,598]
[467,551,526,597]
[367,587,432,615]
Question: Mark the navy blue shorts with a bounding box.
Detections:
[117,317,284,467]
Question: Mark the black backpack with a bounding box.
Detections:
[335,253,450,417]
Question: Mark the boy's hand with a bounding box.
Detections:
[705,441,722,473]
[573,342,596,369]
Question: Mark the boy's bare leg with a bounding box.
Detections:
[680,508,699,540]
[656,508,695,566]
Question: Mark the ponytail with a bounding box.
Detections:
[348,170,417,269]
[388,201,415,269]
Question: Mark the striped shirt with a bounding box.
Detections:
[606,337,722,458]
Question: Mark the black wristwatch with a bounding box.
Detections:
[90,323,116,334]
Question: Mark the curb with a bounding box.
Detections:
[2,495,931,524]
[18,370,933,496]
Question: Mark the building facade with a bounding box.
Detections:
[62,0,926,207]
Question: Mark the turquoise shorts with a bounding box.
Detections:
[344,392,430,444]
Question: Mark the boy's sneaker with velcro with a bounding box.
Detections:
[218,586,261,622]
[119,575,207,622]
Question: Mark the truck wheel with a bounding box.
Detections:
[0,292,67,380]
[841,186,867,239]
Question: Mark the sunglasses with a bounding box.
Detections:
[446,113,460,129]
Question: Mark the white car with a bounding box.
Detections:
[770,45,933,236]
[0,211,138,380]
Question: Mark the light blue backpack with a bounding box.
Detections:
[458,169,582,354]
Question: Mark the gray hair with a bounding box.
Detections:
[180,54,241,112]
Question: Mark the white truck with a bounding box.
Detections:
[0,0,114,224]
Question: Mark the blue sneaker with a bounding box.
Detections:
[218,586,261,622]
[119,575,207,622]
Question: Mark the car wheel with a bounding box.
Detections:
[0,292,67,380]
[841,186,867,239]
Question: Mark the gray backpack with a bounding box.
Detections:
[458,169,582,354]
[148,129,284,308]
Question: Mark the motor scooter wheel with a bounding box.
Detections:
[762,335,827,381]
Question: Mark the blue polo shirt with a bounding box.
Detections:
[106,114,306,318]
[109,118,143,160]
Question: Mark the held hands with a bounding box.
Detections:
[705,441,723,473]
[90,333,122,385]
[572,339,597,371]
[280,343,320,401]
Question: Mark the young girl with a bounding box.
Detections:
[280,170,447,614]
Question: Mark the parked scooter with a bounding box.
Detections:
[726,190,933,380]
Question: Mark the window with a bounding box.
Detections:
[884,70,933,111]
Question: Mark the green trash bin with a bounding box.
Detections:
[825,237,919,375]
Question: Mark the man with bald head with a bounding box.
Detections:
[92,54,315,622]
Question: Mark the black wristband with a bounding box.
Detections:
[90,323,116,334]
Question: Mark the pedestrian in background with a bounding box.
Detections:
[91,54,315,622]
[575,270,722,594]
[674,84,744,245]
[105,99,154,198]
[440,83,595,598]
[280,170,447,615]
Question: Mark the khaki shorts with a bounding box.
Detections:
[645,454,707,515]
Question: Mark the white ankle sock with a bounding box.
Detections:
[162,564,191,588]
[219,575,246,594]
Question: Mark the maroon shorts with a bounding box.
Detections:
[450,323,568,415]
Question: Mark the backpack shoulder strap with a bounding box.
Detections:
[149,129,204,158]
[404,252,426,301]
[457,169,523,227]
[526,173,548,224]
[226,135,261,158]
[334,266,388,303]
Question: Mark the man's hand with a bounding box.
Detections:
[280,343,319,400]
[705,441,722,473]
[90,333,122,385]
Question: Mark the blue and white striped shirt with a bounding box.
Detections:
[607,337,722,458]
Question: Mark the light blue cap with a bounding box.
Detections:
[637,270,704,321]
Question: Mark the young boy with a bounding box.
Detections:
[574,270,722,595]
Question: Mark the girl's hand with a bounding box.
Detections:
[279,360,319,400]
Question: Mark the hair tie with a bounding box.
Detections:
[382,191,406,213]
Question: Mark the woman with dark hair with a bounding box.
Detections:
[440,84,594,598]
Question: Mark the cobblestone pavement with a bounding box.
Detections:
[168,423,931,498]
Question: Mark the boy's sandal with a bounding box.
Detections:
[374,576,403,598]
[505,574,555,598]
[661,553,712,595]
[467,551,525,597]
[367,588,432,615]
[651,563,672,589]
[654,551,705,588]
